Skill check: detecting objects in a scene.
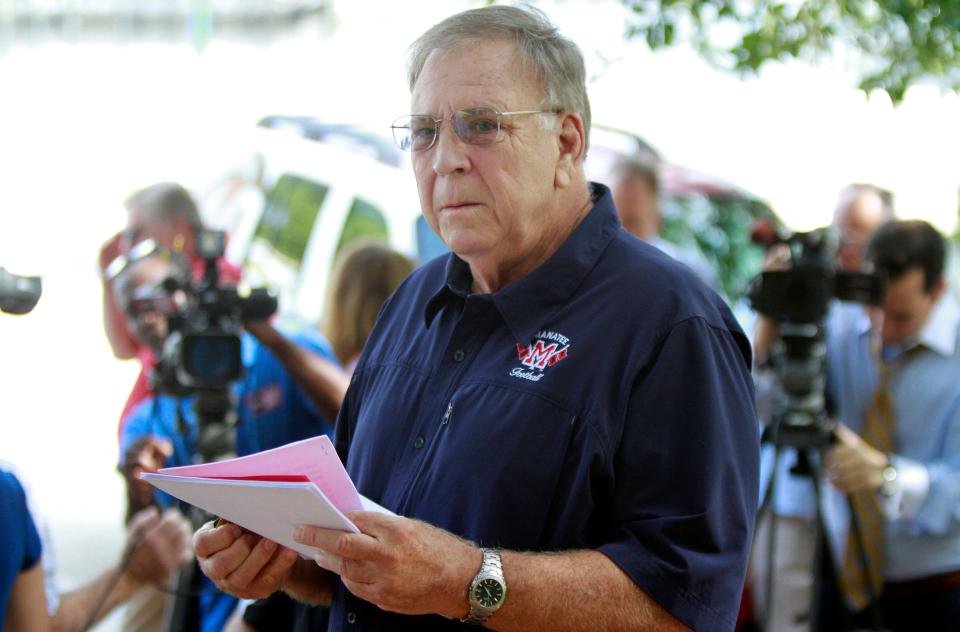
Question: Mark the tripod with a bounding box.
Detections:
[754,415,886,632]
[165,389,239,632]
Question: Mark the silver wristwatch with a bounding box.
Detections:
[461,548,507,625]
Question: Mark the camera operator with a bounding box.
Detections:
[113,248,341,632]
[99,182,242,438]
[753,184,894,363]
[815,220,960,630]
[752,217,960,631]
[749,183,893,631]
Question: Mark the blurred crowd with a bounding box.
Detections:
[3,162,959,632]
[2,180,415,631]
[2,5,959,631]
[3,163,959,632]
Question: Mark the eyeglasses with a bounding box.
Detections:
[104,238,177,283]
[391,106,560,152]
[104,239,161,282]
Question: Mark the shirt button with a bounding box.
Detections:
[346,611,357,624]
[413,436,425,449]
[453,349,465,362]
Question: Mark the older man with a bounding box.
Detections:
[193,6,758,631]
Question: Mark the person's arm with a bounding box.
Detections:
[6,561,52,632]
[193,516,685,630]
[751,243,793,364]
[50,507,192,632]
[244,320,350,420]
[297,512,689,631]
[99,232,139,359]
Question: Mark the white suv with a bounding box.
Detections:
[200,118,445,326]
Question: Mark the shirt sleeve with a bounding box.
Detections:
[2,472,42,572]
[883,455,930,521]
[597,317,759,631]
[118,397,160,466]
[901,396,960,534]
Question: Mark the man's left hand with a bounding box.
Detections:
[294,512,480,618]
[125,507,194,586]
[826,423,889,494]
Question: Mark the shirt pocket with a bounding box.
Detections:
[405,381,579,551]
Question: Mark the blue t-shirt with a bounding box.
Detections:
[118,326,338,632]
[0,469,42,625]
[119,327,337,473]
[331,184,759,631]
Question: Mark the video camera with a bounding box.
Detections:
[143,231,276,462]
[153,231,277,397]
[0,267,42,315]
[748,226,885,446]
[749,227,885,324]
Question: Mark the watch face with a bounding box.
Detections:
[473,578,504,608]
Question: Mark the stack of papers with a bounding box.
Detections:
[141,436,389,557]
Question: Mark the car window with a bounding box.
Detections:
[244,174,328,306]
[336,197,389,256]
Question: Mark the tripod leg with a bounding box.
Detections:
[752,440,802,632]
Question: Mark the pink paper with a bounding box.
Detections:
[158,435,363,513]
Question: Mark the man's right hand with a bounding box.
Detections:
[753,243,793,364]
[193,520,300,600]
[98,231,126,279]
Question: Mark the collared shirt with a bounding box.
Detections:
[331,184,759,631]
[823,292,960,581]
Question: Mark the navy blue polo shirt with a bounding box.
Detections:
[331,184,759,631]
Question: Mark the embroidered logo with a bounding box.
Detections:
[510,330,570,382]
[245,384,284,416]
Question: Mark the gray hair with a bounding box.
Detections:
[124,182,203,233]
[611,157,660,195]
[837,182,895,220]
[407,4,591,151]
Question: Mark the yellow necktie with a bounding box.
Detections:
[841,345,920,610]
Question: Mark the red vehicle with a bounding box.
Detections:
[587,124,782,303]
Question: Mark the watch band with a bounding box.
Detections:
[461,548,506,625]
[880,462,898,497]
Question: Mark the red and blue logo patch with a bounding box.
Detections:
[510,330,570,382]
